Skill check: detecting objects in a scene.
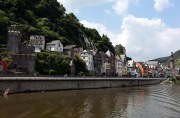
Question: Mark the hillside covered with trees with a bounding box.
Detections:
[0,0,119,54]
[0,0,127,75]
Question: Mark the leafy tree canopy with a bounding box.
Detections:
[115,44,125,55]
[36,52,88,75]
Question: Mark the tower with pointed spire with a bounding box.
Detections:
[169,52,175,69]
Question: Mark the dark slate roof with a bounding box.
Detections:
[63,45,77,50]
[47,40,61,45]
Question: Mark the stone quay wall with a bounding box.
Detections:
[0,77,166,94]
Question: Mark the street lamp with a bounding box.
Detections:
[69,59,75,77]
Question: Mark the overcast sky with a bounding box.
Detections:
[58,0,180,61]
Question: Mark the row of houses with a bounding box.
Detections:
[30,34,177,77]
[5,25,128,76]
[5,25,178,77]
[29,35,128,76]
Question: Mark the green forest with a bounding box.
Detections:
[0,0,126,75]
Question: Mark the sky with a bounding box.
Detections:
[57,0,180,61]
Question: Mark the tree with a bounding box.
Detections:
[35,52,69,75]
[115,44,124,55]
[126,56,132,61]
[83,28,101,43]
[0,51,12,67]
[96,35,115,54]
[0,10,9,44]
[35,52,88,75]
[74,56,89,75]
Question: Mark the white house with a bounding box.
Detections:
[145,61,159,69]
[46,40,63,53]
[30,35,45,52]
[128,60,134,67]
[115,55,123,76]
[127,60,138,77]
[80,50,94,72]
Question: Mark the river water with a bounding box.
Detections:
[0,85,179,118]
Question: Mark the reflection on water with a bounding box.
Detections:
[0,85,180,118]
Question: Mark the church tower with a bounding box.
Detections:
[169,52,175,69]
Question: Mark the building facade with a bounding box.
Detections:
[30,35,45,52]
[120,54,127,76]
[7,26,36,74]
[7,25,22,54]
[11,54,36,74]
[127,60,137,77]
[80,50,94,73]
[115,55,123,77]
[102,50,116,76]
[46,40,63,53]
[63,45,83,59]
[169,52,175,69]
[94,53,103,76]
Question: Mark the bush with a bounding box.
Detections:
[78,72,85,76]
[49,69,56,75]
[170,77,180,84]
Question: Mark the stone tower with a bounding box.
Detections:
[169,52,175,69]
[7,25,22,54]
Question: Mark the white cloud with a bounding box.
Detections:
[58,0,138,15]
[113,0,129,15]
[120,15,180,61]
[80,20,126,46]
[80,16,180,61]
[154,0,174,11]
[58,0,114,13]
[112,0,139,15]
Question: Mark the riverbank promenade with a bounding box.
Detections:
[0,77,167,95]
[0,76,167,80]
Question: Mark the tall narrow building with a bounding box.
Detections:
[7,25,22,54]
[169,52,175,69]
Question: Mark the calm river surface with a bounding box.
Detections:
[0,85,180,118]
